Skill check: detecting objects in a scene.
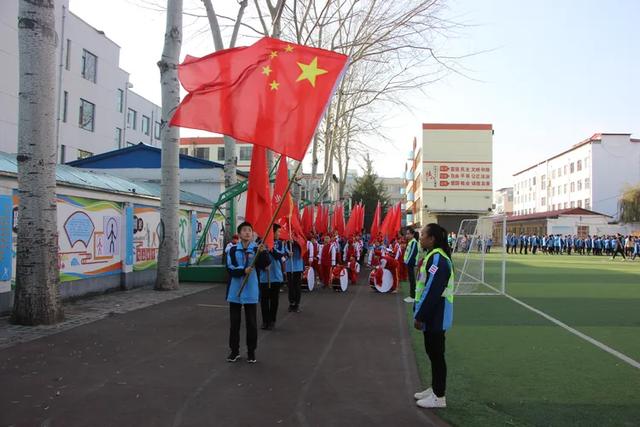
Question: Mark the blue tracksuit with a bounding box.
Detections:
[414,252,453,332]
[227,241,267,304]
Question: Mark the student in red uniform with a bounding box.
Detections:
[319,235,336,287]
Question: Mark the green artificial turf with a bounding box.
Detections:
[403,253,640,426]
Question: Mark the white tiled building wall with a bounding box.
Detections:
[0,0,161,162]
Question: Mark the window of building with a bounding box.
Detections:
[570,162,575,173]
[239,146,252,161]
[541,197,546,206]
[142,115,150,136]
[541,175,546,189]
[577,160,582,171]
[217,147,225,160]
[552,187,555,196]
[154,121,161,140]
[117,89,124,113]
[179,148,189,155]
[62,91,68,123]
[585,177,590,189]
[79,98,95,131]
[532,177,536,185]
[552,204,556,210]
[563,184,567,194]
[577,180,582,191]
[564,202,568,209]
[570,182,575,192]
[577,200,582,208]
[564,165,568,175]
[558,168,562,177]
[64,39,72,71]
[552,169,556,178]
[570,201,575,208]
[81,49,97,83]
[60,145,66,163]
[127,108,137,129]
[115,127,122,148]
[77,149,93,159]
[585,198,591,209]
[194,147,210,160]
[585,157,589,169]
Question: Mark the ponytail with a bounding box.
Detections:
[426,223,452,258]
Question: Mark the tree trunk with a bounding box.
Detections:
[12,0,63,325]
[155,0,182,291]
[223,135,237,242]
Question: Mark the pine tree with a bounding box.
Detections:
[350,154,389,231]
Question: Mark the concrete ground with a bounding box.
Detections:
[0,279,446,427]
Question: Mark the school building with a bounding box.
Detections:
[405,123,494,233]
[180,137,254,173]
[0,0,162,162]
[512,133,640,220]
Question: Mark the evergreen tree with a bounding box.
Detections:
[350,154,389,231]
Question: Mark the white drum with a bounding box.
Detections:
[302,266,315,291]
[374,268,394,293]
[332,266,349,292]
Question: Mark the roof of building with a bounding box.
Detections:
[423,123,493,131]
[507,207,610,221]
[180,137,227,146]
[66,143,225,170]
[513,133,639,176]
[0,152,213,206]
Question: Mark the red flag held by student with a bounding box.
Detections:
[272,156,292,221]
[170,38,349,161]
[245,145,273,247]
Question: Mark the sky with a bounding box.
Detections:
[69,0,640,188]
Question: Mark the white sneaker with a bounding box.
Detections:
[403,297,415,303]
[413,387,433,400]
[416,394,446,408]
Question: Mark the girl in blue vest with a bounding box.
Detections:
[413,223,454,409]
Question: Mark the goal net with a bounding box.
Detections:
[452,215,506,295]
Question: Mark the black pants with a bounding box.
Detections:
[407,264,416,299]
[612,247,626,259]
[229,303,257,354]
[259,282,281,324]
[287,271,302,308]
[423,331,447,398]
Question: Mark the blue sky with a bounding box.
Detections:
[70,0,640,188]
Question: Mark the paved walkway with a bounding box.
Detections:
[0,279,446,427]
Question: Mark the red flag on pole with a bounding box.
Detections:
[272,156,292,221]
[170,38,349,161]
[245,145,273,247]
[370,201,381,238]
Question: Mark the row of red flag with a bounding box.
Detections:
[245,147,403,247]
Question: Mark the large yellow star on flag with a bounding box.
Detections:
[296,57,328,87]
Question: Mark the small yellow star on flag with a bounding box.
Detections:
[270,50,279,59]
[269,80,280,91]
[284,44,294,53]
[262,65,272,76]
[296,57,328,87]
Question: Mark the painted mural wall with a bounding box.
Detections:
[11,195,124,282]
[196,211,224,263]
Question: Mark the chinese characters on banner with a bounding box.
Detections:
[424,162,492,190]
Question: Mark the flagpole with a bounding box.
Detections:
[237,158,302,297]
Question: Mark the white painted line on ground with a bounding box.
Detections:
[459,271,640,370]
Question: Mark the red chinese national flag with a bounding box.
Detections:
[170,37,349,161]
[245,145,273,247]
[272,156,292,221]
[370,202,381,238]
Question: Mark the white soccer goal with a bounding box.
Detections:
[452,215,506,295]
